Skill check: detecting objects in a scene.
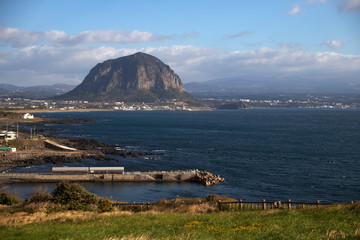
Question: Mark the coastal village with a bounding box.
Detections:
[0,93,358,112]
[0,98,208,112]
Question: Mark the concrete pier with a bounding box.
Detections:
[0,170,197,183]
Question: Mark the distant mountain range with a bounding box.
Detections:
[2,57,358,101]
[184,76,360,95]
[0,83,75,99]
[57,52,196,103]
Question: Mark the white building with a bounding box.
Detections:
[0,131,17,141]
[23,113,34,119]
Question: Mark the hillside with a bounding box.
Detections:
[0,186,359,240]
[57,52,196,103]
[0,84,75,99]
[184,76,360,94]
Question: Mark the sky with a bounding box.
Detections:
[0,0,359,88]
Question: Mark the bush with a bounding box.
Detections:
[97,198,113,212]
[29,188,51,203]
[205,194,221,202]
[0,192,20,205]
[23,202,39,213]
[52,182,98,210]
[45,202,64,213]
[205,194,236,202]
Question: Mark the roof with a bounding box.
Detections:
[0,147,11,151]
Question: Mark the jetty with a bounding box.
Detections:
[0,168,224,186]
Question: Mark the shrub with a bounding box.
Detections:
[0,192,20,205]
[52,181,98,210]
[85,204,98,212]
[205,194,221,202]
[98,198,113,212]
[205,194,236,202]
[45,202,64,213]
[29,188,51,203]
[23,203,38,213]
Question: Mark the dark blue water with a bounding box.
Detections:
[6,109,360,202]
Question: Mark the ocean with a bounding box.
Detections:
[7,109,360,203]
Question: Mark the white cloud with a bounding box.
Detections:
[339,0,360,12]
[288,4,302,15]
[0,26,42,48]
[0,27,173,48]
[80,30,171,44]
[323,40,343,50]
[1,44,359,87]
[225,31,252,39]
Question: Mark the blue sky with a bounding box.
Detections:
[0,0,359,88]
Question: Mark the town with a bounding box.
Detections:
[0,98,202,112]
[0,93,359,112]
[195,93,360,109]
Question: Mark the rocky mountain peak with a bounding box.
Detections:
[57,52,192,102]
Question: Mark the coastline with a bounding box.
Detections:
[0,114,135,172]
[0,113,224,186]
[9,108,118,114]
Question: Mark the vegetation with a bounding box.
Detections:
[0,182,114,213]
[0,192,19,205]
[52,182,99,210]
[0,184,359,239]
[0,111,20,119]
[0,203,359,239]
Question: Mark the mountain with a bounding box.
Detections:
[0,83,75,99]
[184,76,360,95]
[58,52,195,103]
[0,83,26,91]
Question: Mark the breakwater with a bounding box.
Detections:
[0,170,224,186]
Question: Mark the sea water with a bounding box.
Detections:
[6,109,360,202]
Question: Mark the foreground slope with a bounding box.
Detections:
[1,203,359,240]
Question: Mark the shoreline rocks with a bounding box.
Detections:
[194,170,225,186]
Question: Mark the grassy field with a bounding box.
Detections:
[1,203,359,240]
[0,183,359,239]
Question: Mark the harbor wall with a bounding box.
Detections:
[0,170,197,183]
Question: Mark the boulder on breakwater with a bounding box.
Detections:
[194,170,225,186]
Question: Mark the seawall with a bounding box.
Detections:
[0,170,197,183]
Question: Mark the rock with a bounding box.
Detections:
[194,170,225,186]
[56,52,196,103]
[217,101,250,110]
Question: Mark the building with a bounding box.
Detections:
[23,113,34,119]
[0,131,17,141]
[0,147,16,152]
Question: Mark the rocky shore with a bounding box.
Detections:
[1,114,224,186]
[194,170,225,186]
[45,137,163,158]
[0,136,163,172]
[0,151,90,172]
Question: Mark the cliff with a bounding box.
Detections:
[58,52,195,103]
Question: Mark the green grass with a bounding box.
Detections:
[1,204,359,240]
